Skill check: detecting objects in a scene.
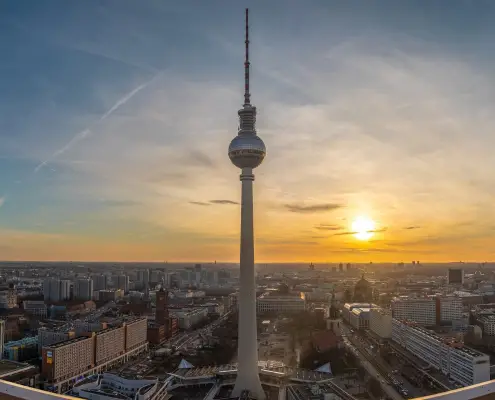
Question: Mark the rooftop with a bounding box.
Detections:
[47,335,91,349]
[0,360,35,379]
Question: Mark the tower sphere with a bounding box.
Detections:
[228,134,266,169]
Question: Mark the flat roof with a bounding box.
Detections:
[47,335,91,349]
[0,360,35,378]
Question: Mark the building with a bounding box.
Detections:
[97,289,123,302]
[439,296,463,323]
[369,307,392,339]
[91,275,107,292]
[0,285,17,309]
[342,303,376,322]
[43,279,70,303]
[116,275,129,293]
[41,317,148,393]
[353,274,373,302]
[391,296,463,326]
[38,328,75,354]
[124,317,147,351]
[69,373,167,400]
[173,308,208,330]
[392,319,490,386]
[23,301,48,318]
[349,306,372,330]
[94,326,125,365]
[448,268,464,285]
[42,336,95,387]
[147,322,165,344]
[228,292,239,311]
[257,292,306,314]
[391,297,436,325]
[227,9,266,397]
[3,337,38,361]
[327,292,342,336]
[155,288,168,325]
[74,279,93,301]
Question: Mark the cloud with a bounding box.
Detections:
[333,228,387,236]
[285,203,343,214]
[404,226,421,230]
[189,201,211,206]
[315,224,343,231]
[209,200,239,205]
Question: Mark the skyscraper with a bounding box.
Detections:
[228,9,266,400]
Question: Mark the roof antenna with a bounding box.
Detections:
[244,8,251,106]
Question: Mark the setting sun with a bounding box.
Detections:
[351,216,376,241]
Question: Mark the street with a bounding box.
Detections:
[341,324,404,400]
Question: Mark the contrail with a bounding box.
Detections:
[34,73,161,173]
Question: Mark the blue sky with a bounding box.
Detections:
[1,0,495,261]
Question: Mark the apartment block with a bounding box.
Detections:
[124,317,147,351]
[391,319,489,386]
[391,298,437,325]
[370,307,393,339]
[42,336,95,383]
[95,326,125,365]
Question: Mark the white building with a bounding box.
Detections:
[256,292,306,314]
[391,296,463,326]
[391,319,490,386]
[342,303,376,322]
[70,373,165,400]
[391,297,437,325]
[439,297,463,323]
[370,307,393,339]
[349,307,372,330]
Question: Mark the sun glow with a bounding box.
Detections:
[351,216,376,241]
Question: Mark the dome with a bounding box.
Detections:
[355,275,370,291]
[228,134,266,169]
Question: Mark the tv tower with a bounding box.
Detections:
[228,8,266,400]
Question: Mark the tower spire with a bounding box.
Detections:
[244,8,251,105]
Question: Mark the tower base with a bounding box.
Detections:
[232,373,265,400]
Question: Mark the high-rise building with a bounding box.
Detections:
[391,296,463,326]
[155,288,169,326]
[448,268,464,285]
[74,279,93,301]
[116,275,129,293]
[227,9,266,399]
[92,275,107,291]
[43,279,70,302]
[0,285,17,309]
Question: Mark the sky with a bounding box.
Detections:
[1,0,495,263]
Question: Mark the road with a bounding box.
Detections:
[341,325,404,400]
[162,310,233,350]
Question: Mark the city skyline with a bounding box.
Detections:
[1,1,495,262]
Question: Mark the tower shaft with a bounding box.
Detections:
[233,168,264,399]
